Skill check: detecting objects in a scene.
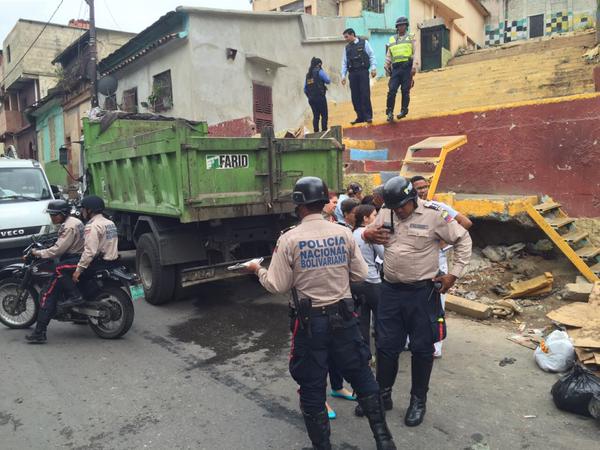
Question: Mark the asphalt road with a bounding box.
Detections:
[1,276,598,449]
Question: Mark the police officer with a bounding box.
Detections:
[247,177,396,450]
[26,200,84,343]
[71,196,119,288]
[341,28,377,125]
[385,17,416,122]
[362,176,472,426]
[305,57,331,133]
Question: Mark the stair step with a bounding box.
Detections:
[546,217,575,229]
[535,202,562,214]
[561,230,589,244]
[400,170,435,180]
[589,262,600,275]
[575,246,600,260]
[402,157,441,164]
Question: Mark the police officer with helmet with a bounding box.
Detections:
[71,195,119,286]
[361,176,472,426]
[26,200,84,343]
[385,17,417,122]
[246,176,396,450]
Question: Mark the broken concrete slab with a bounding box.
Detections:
[569,326,600,349]
[546,303,600,328]
[589,281,600,307]
[506,272,553,299]
[563,282,594,301]
[482,243,526,262]
[446,294,492,319]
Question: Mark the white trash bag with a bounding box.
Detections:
[534,330,575,373]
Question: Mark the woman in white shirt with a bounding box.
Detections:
[352,204,385,347]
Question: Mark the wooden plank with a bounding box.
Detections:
[534,202,561,213]
[402,157,441,164]
[545,217,575,228]
[561,230,589,244]
[525,203,599,283]
[445,294,491,319]
[408,135,467,151]
[576,246,600,259]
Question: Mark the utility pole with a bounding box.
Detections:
[85,0,98,107]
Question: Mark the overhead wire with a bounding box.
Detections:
[103,0,121,31]
[0,0,67,86]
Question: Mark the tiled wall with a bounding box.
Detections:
[485,9,596,46]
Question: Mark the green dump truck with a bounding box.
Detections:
[81,115,343,305]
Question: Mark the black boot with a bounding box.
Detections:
[404,394,426,426]
[25,323,47,344]
[358,393,396,450]
[589,394,600,420]
[396,109,408,119]
[386,111,394,122]
[355,387,393,417]
[302,409,331,450]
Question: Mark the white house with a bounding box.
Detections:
[98,7,348,135]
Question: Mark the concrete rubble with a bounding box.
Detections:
[545,281,600,375]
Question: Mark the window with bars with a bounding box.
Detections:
[252,82,273,133]
[364,0,384,13]
[151,70,173,112]
[122,87,138,113]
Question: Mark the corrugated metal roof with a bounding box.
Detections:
[98,10,186,75]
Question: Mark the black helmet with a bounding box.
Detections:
[395,16,409,27]
[46,200,70,216]
[382,176,417,209]
[292,176,329,205]
[81,195,105,213]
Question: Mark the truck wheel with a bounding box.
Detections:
[136,233,175,305]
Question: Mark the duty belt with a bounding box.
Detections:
[383,279,432,289]
[310,300,348,317]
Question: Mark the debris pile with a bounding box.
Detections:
[545,282,600,374]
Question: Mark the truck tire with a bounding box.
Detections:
[136,233,175,305]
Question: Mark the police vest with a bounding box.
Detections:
[305,68,326,100]
[346,39,370,71]
[388,33,413,63]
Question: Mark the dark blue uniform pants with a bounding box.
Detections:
[308,96,328,133]
[289,303,379,415]
[386,62,412,114]
[348,69,373,122]
[375,281,439,399]
[352,281,381,349]
[37,255,80,330]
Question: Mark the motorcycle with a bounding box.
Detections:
[0,234,142,339]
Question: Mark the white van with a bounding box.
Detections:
[0,156,56,264]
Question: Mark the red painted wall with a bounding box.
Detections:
[344,96,600,217]
[208,117,256,137]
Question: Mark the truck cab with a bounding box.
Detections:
[0,156,56,264]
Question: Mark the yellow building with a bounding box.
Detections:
[411,0,489,69]
[252,1,490,71]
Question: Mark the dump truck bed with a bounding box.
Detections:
[83,116,343,223]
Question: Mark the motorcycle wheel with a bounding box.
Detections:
[0,277,39,329]
[88,286,134,339]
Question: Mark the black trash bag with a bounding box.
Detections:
[551,364,600,417]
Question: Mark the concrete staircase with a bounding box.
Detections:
[330,30,596,126]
